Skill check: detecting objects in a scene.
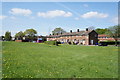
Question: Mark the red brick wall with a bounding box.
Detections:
[47,36,89,45]
[15,40,22,42]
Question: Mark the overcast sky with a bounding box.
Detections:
[1,2,118,36]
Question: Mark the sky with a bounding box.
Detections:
[1,0,119,2]
[1,2,118,36]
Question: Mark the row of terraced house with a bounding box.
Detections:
[46,28,98,45]
[46,28,120,45]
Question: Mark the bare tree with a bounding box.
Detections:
[88,26,95,31]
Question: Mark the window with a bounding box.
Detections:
[95,34,97,38]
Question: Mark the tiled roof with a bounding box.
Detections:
[48,30,93,38]
[98,34,120,41]
[98,34,109,37]
[99,38,120,41]
[61,31,85,36]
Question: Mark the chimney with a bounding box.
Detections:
[77,29,79,32]
[86,28,88,31]
[70,30,72,33]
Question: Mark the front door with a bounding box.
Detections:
[82,39,85,45]
[91,40,94,45]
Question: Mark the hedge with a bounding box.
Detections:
[99,41,120,45]
[44,41,61,46]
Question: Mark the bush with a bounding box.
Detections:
[57,41,61,44]
[44,41,60,46]
[99,41,120,45]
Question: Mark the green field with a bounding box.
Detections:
[2,41,118,78]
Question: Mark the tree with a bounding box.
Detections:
[4,31,11,41]
[24,29,37,42]
[0,36,4,41]
[52,27,66,35]
[88,26,95,30]
[95,28,108,34]
[107,25,120,46]
[15,31,25,40]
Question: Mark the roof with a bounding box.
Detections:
[48,30,94,38]
[99,38,120,41]
[98,34,109,37]
[98,34,120,41]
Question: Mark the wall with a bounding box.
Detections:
[89,31,98,45]
[47,35,89,45]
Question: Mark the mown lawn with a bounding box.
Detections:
[2,41,118,78]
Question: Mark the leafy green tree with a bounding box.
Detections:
[52,27,66,35]
[24,29,37,42]
[4,31,11,41]
[107,25,120,46]
[95,28,108,34]
[15,31,25,40]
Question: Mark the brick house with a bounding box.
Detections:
[47,28,98,45]
[98,34,120,41]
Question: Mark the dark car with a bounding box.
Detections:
[98,42,108,46]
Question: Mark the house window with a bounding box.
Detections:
[95,34,97,38]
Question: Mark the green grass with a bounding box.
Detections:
[2,41,118,78]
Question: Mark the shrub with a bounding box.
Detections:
[44,41,60,46]
[99,41,120,45]
[57,41,61,44]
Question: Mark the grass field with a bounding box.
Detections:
[2,41,118,78]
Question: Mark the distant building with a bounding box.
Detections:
[12,37,15,41]
[98,34,120,41]
[47,28,98,45]
[37,36,47,43]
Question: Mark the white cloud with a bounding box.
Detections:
[37,10,72,18]
[81,11,108,18]
[0,15,7,20]
[83,4,89,7]
[74,17,79,20]
[9,8,32,16]
[64,12,72,17]
[112,17,118,24]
